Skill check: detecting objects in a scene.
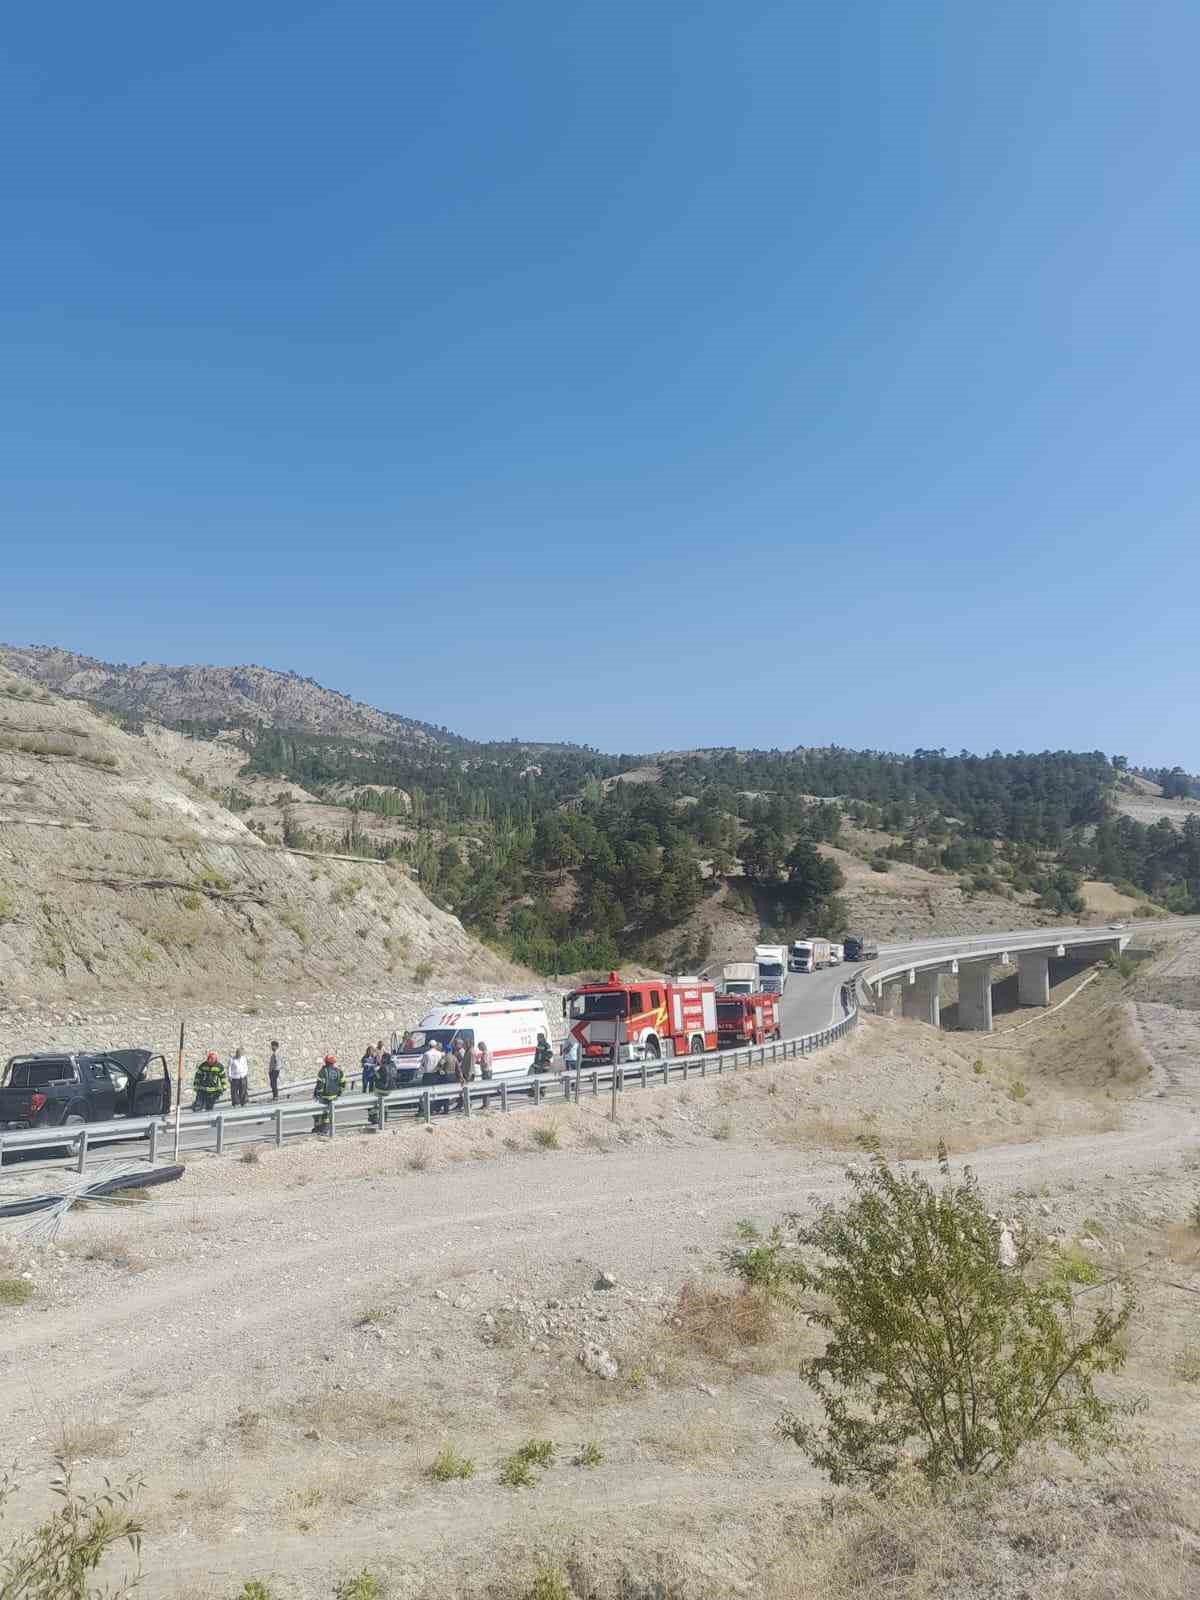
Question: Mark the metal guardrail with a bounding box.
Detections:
[0,1002,860,1168]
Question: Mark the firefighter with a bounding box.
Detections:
[313,1052,345,1133]
[530,1032,553,1074]
[192,1051,227,1111]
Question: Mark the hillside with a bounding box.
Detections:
[0,666,528,1006]
[0,644,451,745]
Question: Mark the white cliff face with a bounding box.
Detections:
[0,668,531,1007]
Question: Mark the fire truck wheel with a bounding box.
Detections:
[643,1036,661,1061]
[689,1034,705,1057]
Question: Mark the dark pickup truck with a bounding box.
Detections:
[0,1049,172,1133]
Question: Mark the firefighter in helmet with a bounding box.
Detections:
[530,1032,553,1074]
[313,1052,345,1132]
[192,1051,227,1111]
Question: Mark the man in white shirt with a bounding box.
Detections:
[419,1039,442,1078]
[228,1045,250,1106]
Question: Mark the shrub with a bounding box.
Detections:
[674,1282,774,1360]
[1171,1346,1200,1383]
[236,1584,276,1600]
[513,1439,555,1467]
[0,1458,143,1599]
[0,1279,33,1308]
[412,960,435,983]
[532,1126,560,1150]
[573,1440,604,1468]
[428,1444,474,1482]
[523,1570,570,1600]
[498,1455,536,1489]
[746,1147,1135,1488]
[711,1117,733,1142]
[334,1572,382,1600]
[240,1147,260,1166]
[1008,1079,1027,1101]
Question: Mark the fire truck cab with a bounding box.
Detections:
[715,991,781,1050]
[564,972,717,1064]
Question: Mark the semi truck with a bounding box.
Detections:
[842,935,877,962]
[564,971,717,1064]
[715,992,781,1049]
[789,938,831,973]
[720,962,758,995]
[754,944,789,995]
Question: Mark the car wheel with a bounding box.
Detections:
[64,1114,86,1127]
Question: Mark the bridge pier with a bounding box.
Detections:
[1017,950,1051,1007]
[958,961,993,1032]
[901,970,940,1027]
[876,980,901,1017]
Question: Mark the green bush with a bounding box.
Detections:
[735,1147,1134,1488]
[532,1126,560,1150]
[573,1440,604,1468]
[0,1458,143,1599]
[0,1279,32,1308]
[428,1444,474,1483]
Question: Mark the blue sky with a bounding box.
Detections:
[3,2,1198,764]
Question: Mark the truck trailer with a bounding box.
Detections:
[720,962,758,995]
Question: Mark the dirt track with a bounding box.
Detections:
[1,942,1199,1598]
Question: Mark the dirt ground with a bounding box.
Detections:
[1,940,1199,1599]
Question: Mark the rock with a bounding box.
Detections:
[998,1227,1018,1268]
[594,1270,617,1291]
[1039,1202,1052,1217]
[580,1342,619,1381]
[304,1428,321,1441]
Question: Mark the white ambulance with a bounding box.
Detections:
[389,994,553,1084]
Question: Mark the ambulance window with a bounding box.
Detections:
[628,991,644,1012]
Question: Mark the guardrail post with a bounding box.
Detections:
[640,1062,648,1090]
[700,1054,707,1078]
[215,1114,225,1155]
[610,1068,619,1122]
[682,1058,689,1083]
[661,1061,669,1087]
[500,1081,508,1113]
[463,1084,473,1119]
[76,1128,89,1174]
[590,1070,598,1097]
[376,1092,387,1131]
[275,1106,284,1147]
[422,1091,431,1126]
[148,1120,159,1163]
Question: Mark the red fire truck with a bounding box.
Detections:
[715,991,781,1050]
[564,972,718,1063]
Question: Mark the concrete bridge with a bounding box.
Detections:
[863,927,1132,1033]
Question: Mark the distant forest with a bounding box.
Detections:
[219,730,1200,972]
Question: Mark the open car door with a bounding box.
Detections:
[105,1050,171,1116]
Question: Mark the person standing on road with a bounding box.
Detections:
[531,1032,553,1074]
[313,1053,345,1132]
[475,1039,491,1080]
[228,1045,250,1106]
[267,1040,282,1100]
[360,1042,378,1094]
[192,1051,227,1111]
[562,1033,580,1072]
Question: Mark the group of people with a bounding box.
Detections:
[190,1028,562,1116]
[191,1041,285,1110]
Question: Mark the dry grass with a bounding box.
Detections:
[275,1386,413,1445]
[56,1418,127,1460]
[754,1467,1200,1600]
[640,1417,731,1465]
[65,1233,145,1271]
[672,1282,775,1361]
[0,1277,33,1307]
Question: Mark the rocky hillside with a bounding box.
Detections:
[0,667,529,1006]
[0,645,448,744]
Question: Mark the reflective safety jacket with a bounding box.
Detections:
[531,1040,553,1073]
[315,1063,346,1103]
[193,1059,228,1096]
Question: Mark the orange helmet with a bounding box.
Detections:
[324,1053,336,1065]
